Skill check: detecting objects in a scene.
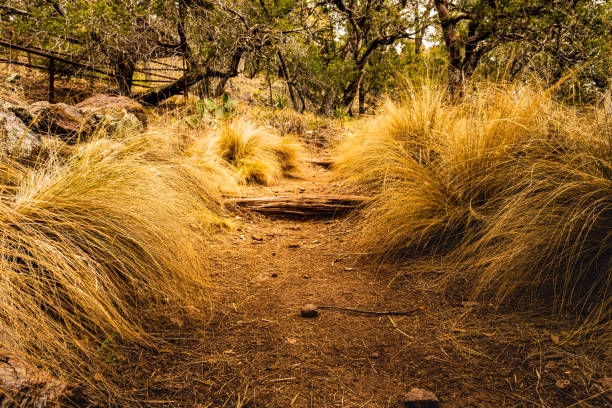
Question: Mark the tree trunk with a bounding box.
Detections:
[342,67,367,112]
[115,59,135,95]
[228,195,369,218]
[318,89,336,116]
[136,69,206,105]
[214,76,230,97]
[358,80,367,114]
[435,0,464,96]
[447,62,464,96]
[278,51,302,112]
[136,48,245,105]
[435,0,489,97]
[213,50,245,97]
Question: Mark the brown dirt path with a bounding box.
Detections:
[125,164,609,408]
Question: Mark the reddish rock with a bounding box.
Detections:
[401,388,440,408]
[29,101,96,142]
[0,353,75,408]
[300,304,318,317]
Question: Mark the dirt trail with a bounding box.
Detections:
[202,165,435,408]
[129,163,608,408]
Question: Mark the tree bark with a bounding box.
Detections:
[114,59,135,95]
[435,0,463,95]
[358,80,367,114]
[136,69,206,105]
[278,51,302,112]
[434,0,491,96]
[136,47,244,105]
[318,89,337,116]
[342,67,367,113]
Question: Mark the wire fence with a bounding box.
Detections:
[0,39,186,102]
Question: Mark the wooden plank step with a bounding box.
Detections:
[307,158,333,169]
[227,195,369,217]
[0,353,84,407]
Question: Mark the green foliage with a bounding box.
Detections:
[3,0,610,111]
[4,73,20,83]
[209,93,237,119]
[186,93,237,127]
[434,0,612,96]
[274,95,289,109]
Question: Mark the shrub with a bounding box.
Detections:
[335,82,611,344]
[206,117,304,185]
[454,118,611,345]
[335,83,557,255]
[0,133,227,386]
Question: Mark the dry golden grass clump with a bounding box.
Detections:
[258,107,308,135]
[197,117,304,185]
[334,83,451,191]
[335,83,611,345]
[0,131,229,388]
[457,144,611,343]
[244,105,342,147]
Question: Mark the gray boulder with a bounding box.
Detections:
[0,105,42,162]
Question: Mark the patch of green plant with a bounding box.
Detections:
[186,93,237,128]
[206,93,237,119]
[274,95,288,109]
[334,105,349,118]
[96,333,117,364]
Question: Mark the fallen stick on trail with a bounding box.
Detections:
[317,306,422,316]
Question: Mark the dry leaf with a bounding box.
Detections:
[170,317,184,327]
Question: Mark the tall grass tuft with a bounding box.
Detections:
[0,132,227,389]
[452,110,611,345]
[209,117,304,185]
[335,82,611,344]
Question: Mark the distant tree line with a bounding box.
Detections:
[1,0,610,112]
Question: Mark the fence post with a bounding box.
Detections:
[183,56,187,103]
[49,57,55,103]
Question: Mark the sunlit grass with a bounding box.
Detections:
[335,82,612,346]
[198,117,304,185]
[0,118,231,394]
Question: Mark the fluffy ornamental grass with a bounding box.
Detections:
[0,132,228,385]
[335,83,611,345]
[194,117,304,185]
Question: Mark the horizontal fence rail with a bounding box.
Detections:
[0,39,187,102]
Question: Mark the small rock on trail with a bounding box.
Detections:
[555,379,571,390]
[401,388,440,408]
[300,304,318,317]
